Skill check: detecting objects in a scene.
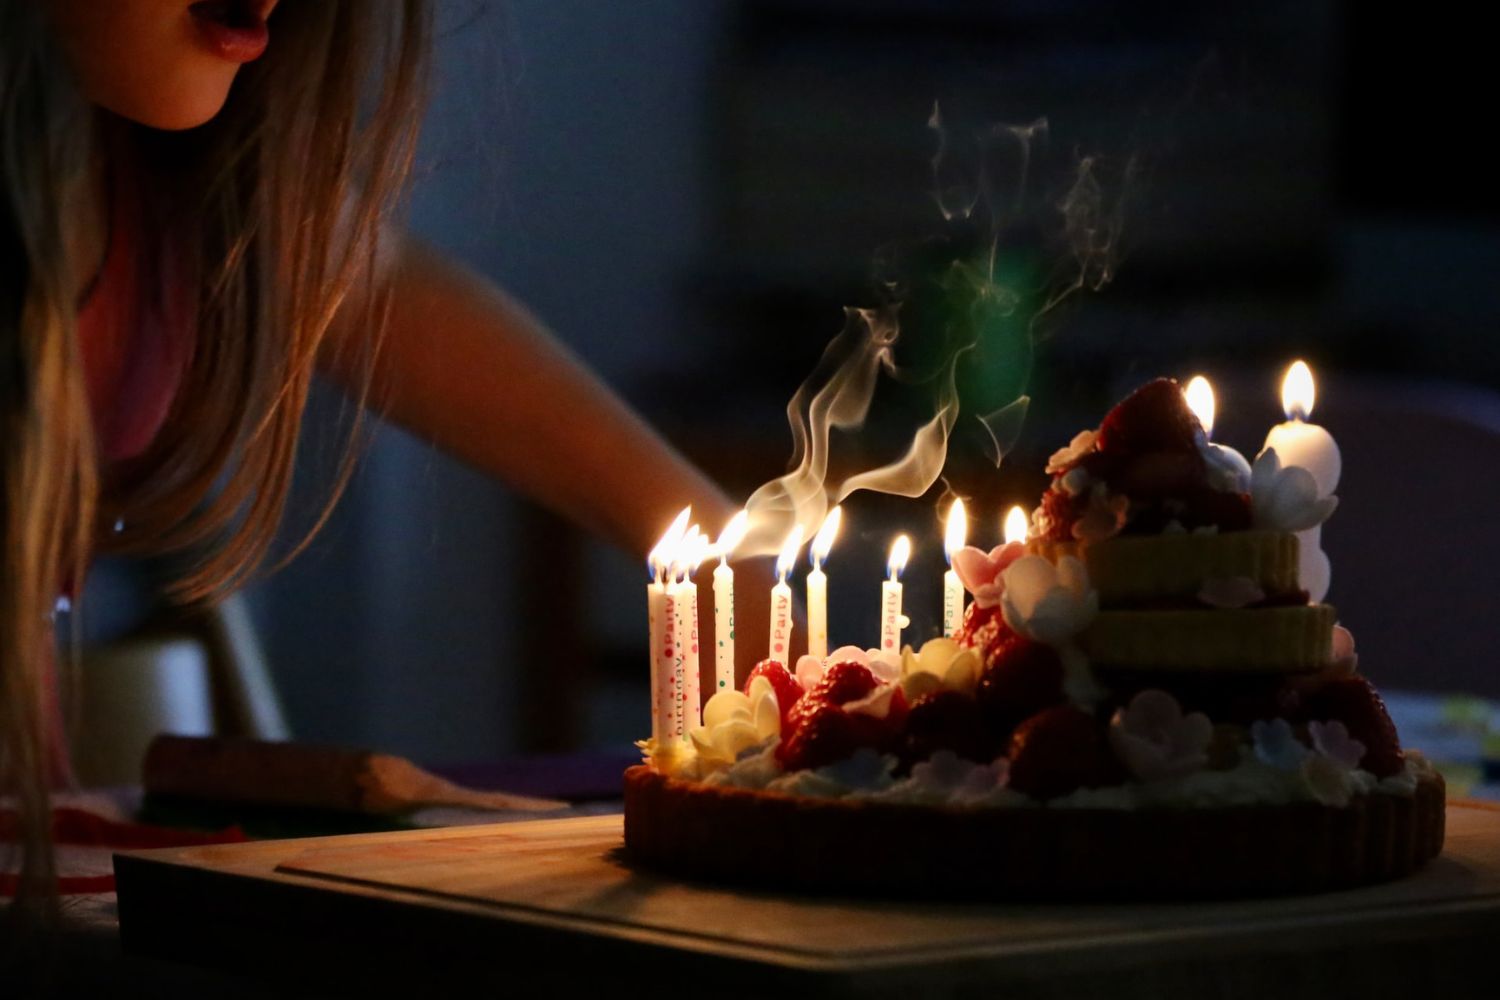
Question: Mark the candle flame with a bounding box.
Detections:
[775,524,805,583]
[1282,360,1316,422]
[1184,375,1215,439]
[647,506,692,579]
[674,526,710,580]
[810,506,842,567]
[887,534,912,580]
[714,509,749,563]
[943,498,967,562]
[1003,505,1029,545]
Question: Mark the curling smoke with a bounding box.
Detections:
[736,104,1131,558]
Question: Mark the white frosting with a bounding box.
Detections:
[1001,554,1099,646]
[1250,447,1338,533]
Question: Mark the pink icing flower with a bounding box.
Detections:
[951,541,1027,609]
[1107,689,1213,781]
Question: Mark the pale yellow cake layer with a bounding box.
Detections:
[1032,530,1299,604]
[1079,605,1336,672]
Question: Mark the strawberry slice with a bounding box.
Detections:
[901,690,993,766]
[954,601,1018,666]
[808,660,879,707]
[776,699,863,771]
[1006,704,1122,800]
[976,633,1066,744]
[1308,677,1405,778]
[744,659,804,728]
[1096,378,1202,456]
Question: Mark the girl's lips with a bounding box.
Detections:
[188,1,271,64]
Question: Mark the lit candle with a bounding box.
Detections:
[1185,374,1252,489]
[1004,504,1028,546]
[711,511,748,695]
[648,508,690,742]
[769,525,803,665]
[880,535,911,654]
[673,527,708,733]
[942,500,967,637]
[806,507,842,660]
[1261,361,1341,602]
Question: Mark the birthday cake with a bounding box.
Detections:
[624,376,1445,898]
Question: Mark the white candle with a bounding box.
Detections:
[662,584,684,738]
[807,507,842,660]
[647,508,691,743]
[674,527,709,732]
[942,500,967,637]
[880,535,911,654]
[769,525,803,664]
[1186,374,1252,487]
[1261,361,1341,602]
[711,511,748,695]
[647,577,668,743]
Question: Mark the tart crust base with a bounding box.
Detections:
[622,765,1445,900]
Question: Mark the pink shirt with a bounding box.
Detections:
[76,179,192,463]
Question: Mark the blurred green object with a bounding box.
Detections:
[1439,695,1494,735]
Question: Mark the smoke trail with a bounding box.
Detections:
[737,104,1131,556]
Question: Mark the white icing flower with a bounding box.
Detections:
[1250,447,1339,532]
[1198,576,1266,609]
[687,675,780,768]
[1108,690,1213,781]
[1300,752,1358,807]
[1073,485,1129,543]
[1047,428,1098,474]
[1251,718,1309,771]
[843,683,901,720]
[899,638,981,701]
[1308,719,1366,770]
[1328,624,1358,677]
[1060,466,1093,497]
[873,752,1017,807]
[1198,435,1253,494]
[1000,554,1099,645]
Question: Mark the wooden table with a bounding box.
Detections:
[116,803,1500,998]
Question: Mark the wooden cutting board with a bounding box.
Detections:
[115,802,1500,998]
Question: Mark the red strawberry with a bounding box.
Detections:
[1036,484,1087,542]
[809,660,878,707]
[1179,487,1252,533]
[1006,704,1123,800]
[976,634,1066,743]
[776,699,862,771]
[901,690,993,765]
[1309,677,1405,778]
[954,600,1016,662]
[1095,378,1202,456]
[744,659,804,727]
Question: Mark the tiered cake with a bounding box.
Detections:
[624,378,1444,898]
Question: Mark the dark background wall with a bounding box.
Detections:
[247,0,1500,766]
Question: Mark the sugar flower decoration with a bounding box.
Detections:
[951,541,1027,609]
[1198,576,1267,610]
[1000,555,1099,645]
[899,638,981,701]
[688,675,780,767]
[1107,690,1213,781]
[1047,429,1098,475]
[1250,447,1339,532]
[1308,719,1366,770]
[1251,718,1310,771]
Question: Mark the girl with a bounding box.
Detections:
[3,0,755,916]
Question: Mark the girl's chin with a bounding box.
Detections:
[101,76,236,132]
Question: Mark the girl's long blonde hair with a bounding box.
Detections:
[1,1,431,920]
